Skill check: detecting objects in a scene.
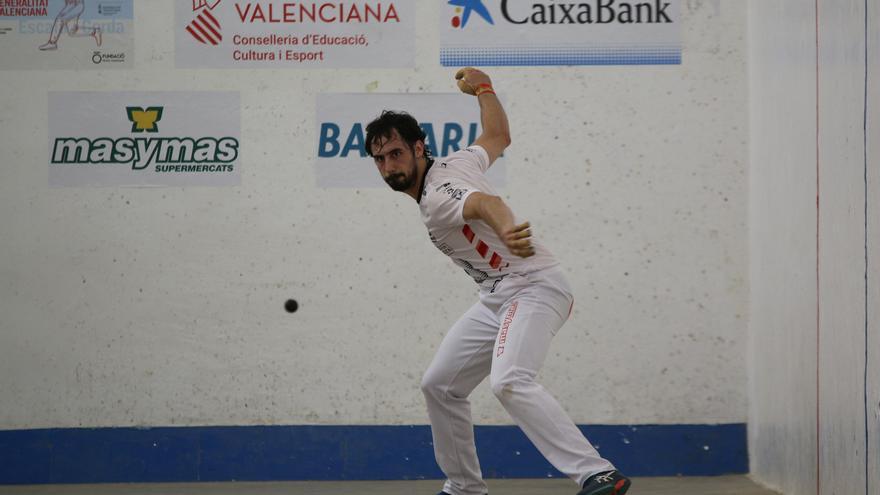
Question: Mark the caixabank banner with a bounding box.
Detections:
[316,93,506,188]
[175,0,414,68]
[0,0,134,69]
[49,91,241,187]
[440,0,681,66]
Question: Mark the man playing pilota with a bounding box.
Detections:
[364,67,631,495]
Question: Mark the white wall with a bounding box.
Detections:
[0,1,748,430]
[749,0,879,493]
[747,3,818,492]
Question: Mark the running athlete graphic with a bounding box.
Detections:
[38,0,101,51]
[364,68,631,495]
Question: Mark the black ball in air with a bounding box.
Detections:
[284,299,299,313]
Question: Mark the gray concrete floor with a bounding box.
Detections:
[0,476,781,495]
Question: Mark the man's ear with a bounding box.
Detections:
[414,140,425,159]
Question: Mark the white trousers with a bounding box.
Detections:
[421,266,615,495]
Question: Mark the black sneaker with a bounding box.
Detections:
[577,470,631,495]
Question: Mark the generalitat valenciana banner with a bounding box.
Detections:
[176,0,414,68]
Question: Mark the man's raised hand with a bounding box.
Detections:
[455,67,493,96]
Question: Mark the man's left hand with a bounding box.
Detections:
[502,222,535,258]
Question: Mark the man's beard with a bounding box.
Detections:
[384,167,417,191]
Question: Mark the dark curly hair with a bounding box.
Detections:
[364,110,431,160]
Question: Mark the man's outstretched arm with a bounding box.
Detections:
[455,67,511,165]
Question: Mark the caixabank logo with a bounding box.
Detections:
[51,106,238,173]
[441,0,681,66]
[448,0,494,28]
[448,0,673,27]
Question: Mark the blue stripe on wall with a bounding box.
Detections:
[0,423,746,485]
[439,46,682,66]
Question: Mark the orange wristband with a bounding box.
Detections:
[475,83,495,96]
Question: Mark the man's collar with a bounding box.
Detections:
[416,158,434,204]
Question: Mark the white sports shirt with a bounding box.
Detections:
[418,145,558,287]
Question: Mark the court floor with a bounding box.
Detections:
[0,475,780,495]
